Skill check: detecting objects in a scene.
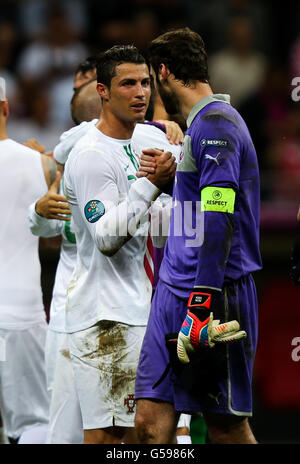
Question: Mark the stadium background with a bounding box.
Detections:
[1,0,300,443]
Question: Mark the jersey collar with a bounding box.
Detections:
[186,94,231,128]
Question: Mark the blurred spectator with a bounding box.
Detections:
[208,15,267,108]
[0,22,19,112]
[7,86,62,153]
[90,1,183,52]
[178,0,271,54]
[16,0,88,41]
[267,104,300,203]
[238,65,291,200]
[16,5,88,126]
[131,10,160,54]
[17,6,87,81]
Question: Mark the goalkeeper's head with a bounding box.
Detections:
[148,27,209,87]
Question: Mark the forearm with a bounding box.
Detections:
[95,177,160,256]
[150,193,172,248]
[194,211,234,290]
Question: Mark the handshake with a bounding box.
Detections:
[177,289,247,364]
[137,148,177,190]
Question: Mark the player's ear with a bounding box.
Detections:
[97,83,109,101]
[159,64,170,82]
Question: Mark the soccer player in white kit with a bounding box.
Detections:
[0,77,56,444]
[27,81,102,444]
[30,77,190,444]
[63,46,177,444]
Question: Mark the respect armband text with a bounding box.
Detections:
[201,186,236,213]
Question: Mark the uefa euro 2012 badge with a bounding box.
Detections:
[84,200,105,223]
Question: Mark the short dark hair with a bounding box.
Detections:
[75,56,98,75]
[96,45,148,88]
[148,27,209,86]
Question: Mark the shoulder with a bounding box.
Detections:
[133,122,165,140]
[66,133,117,182]
[191,102,245,145]
[59,119,98,143]
[133,122,182,161]
[5,139,45,165]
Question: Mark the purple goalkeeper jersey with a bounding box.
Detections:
[159,94,262,298]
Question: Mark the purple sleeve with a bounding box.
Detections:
[144,121,167,133]
[192,116,241,290]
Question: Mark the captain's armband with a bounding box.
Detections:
[201,186,236,213]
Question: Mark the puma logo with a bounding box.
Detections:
[205,152,221,165]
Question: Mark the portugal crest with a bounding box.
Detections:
[124,394,136,413]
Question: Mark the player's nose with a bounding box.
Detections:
[135,83,147,97]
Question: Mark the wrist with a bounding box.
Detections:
[188,287,222,321]
[35,200,44,217]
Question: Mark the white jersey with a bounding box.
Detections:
[32,121,181,334]
[64,125,162,333]
[28,178,77,332]
[0,139,47,329]
[54,120,182,165]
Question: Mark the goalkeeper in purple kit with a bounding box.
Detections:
[134,28,262,444]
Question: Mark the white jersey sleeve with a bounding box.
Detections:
[53,119,98,164]
[28,201,64,238]
[68,148,160,256]
[150,193,172,248]
[132,123,181,248]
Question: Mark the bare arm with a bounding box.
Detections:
[23,138,46,153]
[41,154,57,188]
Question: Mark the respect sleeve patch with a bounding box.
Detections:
[201,187,236,213]
[84,200,105,223]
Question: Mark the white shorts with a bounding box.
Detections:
[45,329,83,444]
[69,321,146,430]
[0,323,49,439]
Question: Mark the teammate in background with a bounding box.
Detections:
[27,80,102,445]
[134,28,262,444]
[73,56,97,91]
[0,77,56,444]
[63,45,176,444]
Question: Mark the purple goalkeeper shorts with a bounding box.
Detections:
[135,275,258,415]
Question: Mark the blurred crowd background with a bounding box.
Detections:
[1,0,300,443]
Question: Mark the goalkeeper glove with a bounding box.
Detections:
[177,288,247,364]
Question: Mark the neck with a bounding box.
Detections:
[174,81,213,120]
[96,109,136,140]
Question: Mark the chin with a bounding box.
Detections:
[134,113,146,122]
